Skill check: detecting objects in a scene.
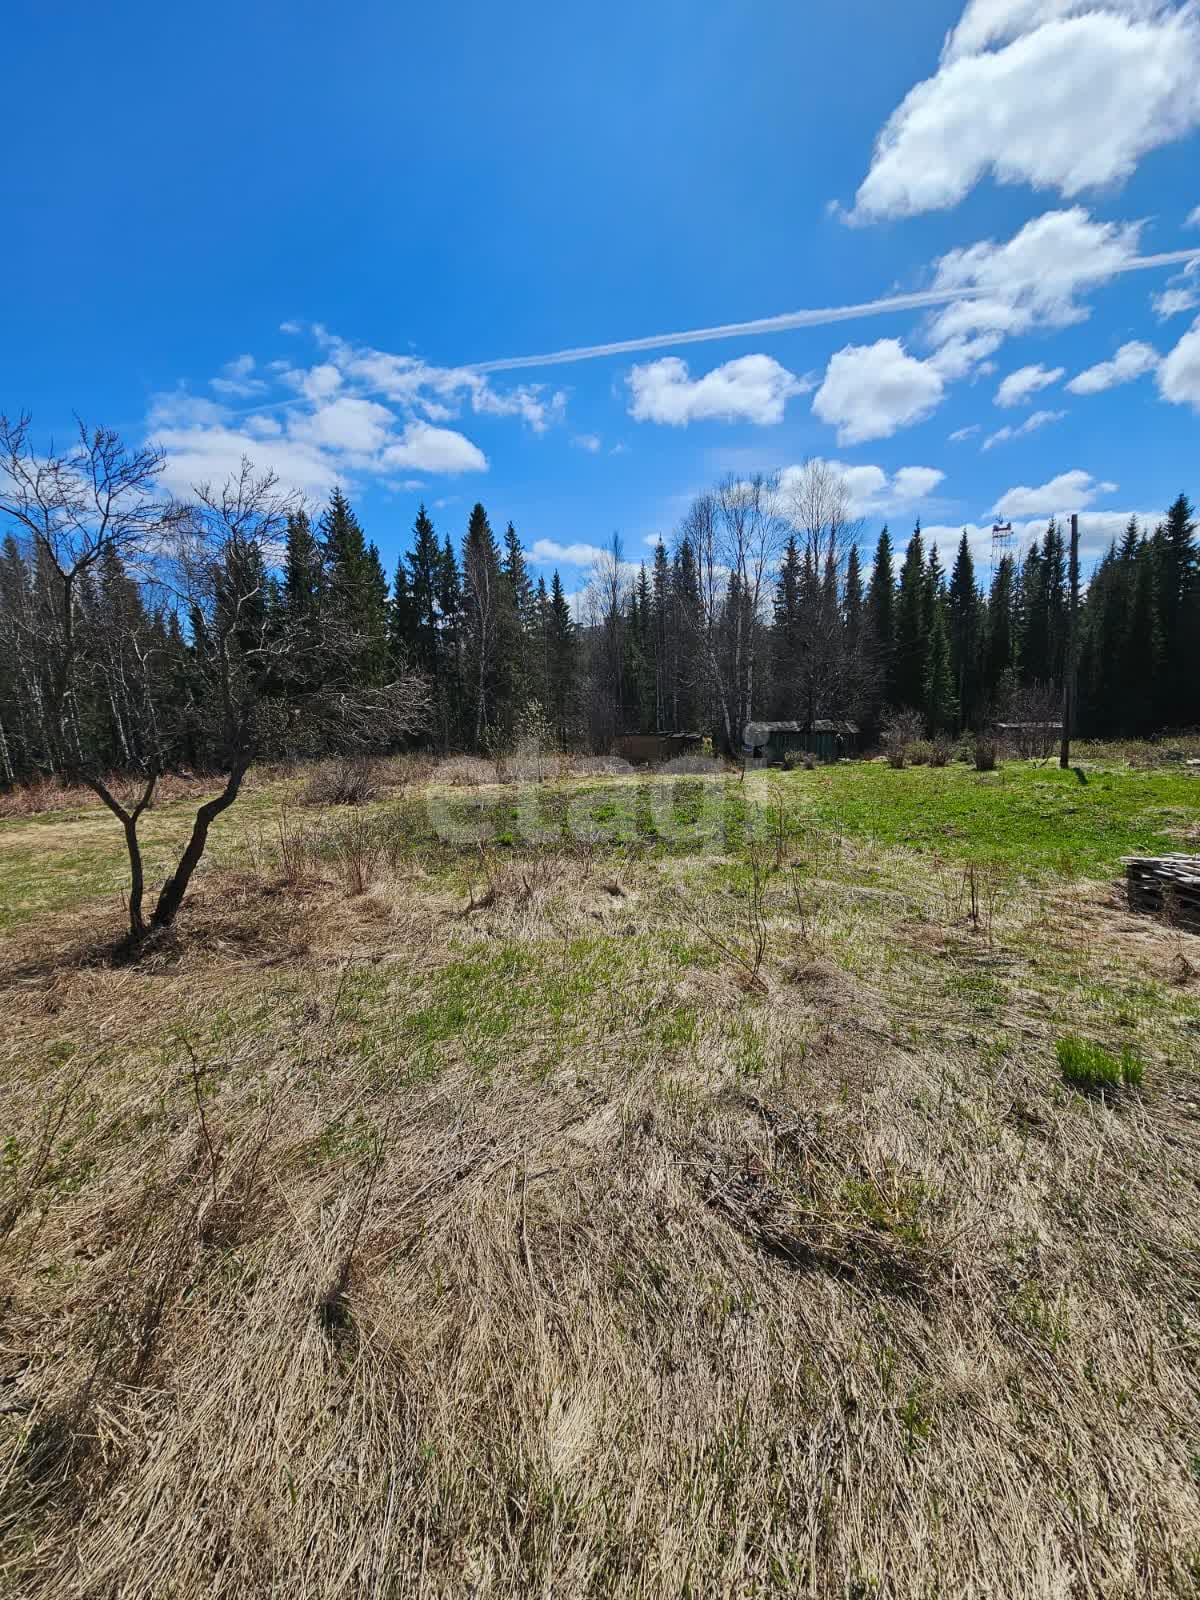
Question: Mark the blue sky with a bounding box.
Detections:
[5,0,1200,599]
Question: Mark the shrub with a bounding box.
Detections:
[929,735,953,768]
[301,756,379,807]
[881,709,925,770]
[974,737,999,772]
[907,740,935,767]
[436,755,500,786]
[1055,1035,1144,1093]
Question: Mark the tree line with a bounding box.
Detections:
[2,429,1198,802]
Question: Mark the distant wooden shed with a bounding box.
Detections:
[613,731,704,766]
[743,720,860,764]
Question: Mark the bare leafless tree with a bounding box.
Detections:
[1,420,431,945]
[0,413,183,776]
[678,475,786,752]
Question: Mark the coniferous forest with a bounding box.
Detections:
[0,423,1197,790]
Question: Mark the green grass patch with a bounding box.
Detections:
[1055,1034,1145,1093]
[768,761,1200,878]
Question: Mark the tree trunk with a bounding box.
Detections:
[151,763,248,929]
[84,772,157,941]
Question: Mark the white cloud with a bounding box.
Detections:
[922,509,1158,570]
[1065,339,1159,394]
[891,465,946,501]
[289,395,396,455]
[572,433,602,453]
[531,538,616,567]
[626,354,806,425]
[812,338,945,443]
[995,363,1064,407]
[1158,316,1200,410]
[1188,205,1200,227]
[849,4,1200,222]
[297,362,343,401]
[778,459,945,520]
[147,389,229,430]
[949,424,981,442]
[982,409,1066,449]
[930,209,1145,347]
[928,333,1004,380]
[152,426,345,500]
[211,354,266,398]
[1153,286,1200,318]
[940,1,1166,61]
[993,469,1117,518]
[380,422,488,474]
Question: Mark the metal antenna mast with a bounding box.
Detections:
[989,520,1014,584]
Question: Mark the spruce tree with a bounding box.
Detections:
[947,532,981,731]
[462,503,505,746]
[983,554,1016,711]
[547,571,577,744]
[1156,493,1197,728]
[866,527,896,711]
[771,534,804,717]
[406,505,442,677]
[283,510,324,625]
[389,557,417,665]
[894,523,928,711]
[924,603,958,736]
[437,535,464,747]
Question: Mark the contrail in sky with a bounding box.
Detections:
[471,249,1200,372]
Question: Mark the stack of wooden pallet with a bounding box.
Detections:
[1125,855,1200,932]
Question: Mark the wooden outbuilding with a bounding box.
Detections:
[742,720,860,765]
[612,731,705,766]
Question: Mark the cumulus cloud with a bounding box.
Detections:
[1065,340,1160,394]
[923,509,1158,570]
[777,459,946,520]
[982,409,1066,449]
[995,363,1065,406]
[811,339,945,443]
[153,427,345,500]
[145,323,587,496]
[1153,286,1200,318]
[993,469,1117,518]
[848,2,1200,222]
[530,539,609,566]
[380,422,488,475]
[929,209,1145,347]
[626,354,806,425]
[1188,205,1200,227]
[289,395,397,456]
[571,433,602,452]
[1157,316,1200,409]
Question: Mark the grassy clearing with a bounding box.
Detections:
[0,760,1199,1596]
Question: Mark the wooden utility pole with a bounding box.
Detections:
[1059,512,1079,770]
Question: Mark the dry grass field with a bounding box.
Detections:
[1,756,1199,1598]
